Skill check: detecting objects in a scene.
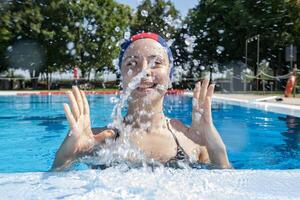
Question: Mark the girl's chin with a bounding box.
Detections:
[131,88,165,99]
[136,87,156,93]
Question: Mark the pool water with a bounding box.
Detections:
[0,94,299,173]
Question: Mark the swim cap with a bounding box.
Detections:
[118,32,174,78]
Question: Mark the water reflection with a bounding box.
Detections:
[279,115,300,142]
[268,115,300,169]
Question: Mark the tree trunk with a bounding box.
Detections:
[46,69,50,90]
[30,70,40,89]
[81,68,86,80]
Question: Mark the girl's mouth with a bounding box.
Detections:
[137,83,158,91]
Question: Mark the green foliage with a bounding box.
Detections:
[61,0,131,77]
[0,0,299,90]
[0,0,131,79]
[131,0,180,39]
[185,0,300,76]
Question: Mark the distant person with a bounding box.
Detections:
[51,33,231,171]
[73,66,79,86]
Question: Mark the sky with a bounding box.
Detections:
[115,0,199,17]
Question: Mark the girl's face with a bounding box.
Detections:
[121,38,170,102]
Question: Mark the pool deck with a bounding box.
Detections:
[184,92,300,117]
[1,169,300,199]
[214,93,300,106]
[213,94,300,117]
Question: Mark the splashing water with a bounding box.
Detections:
[85,58,163,168]
[184,34,197,53]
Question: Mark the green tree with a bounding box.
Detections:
[131,0,180,39]
[186,0,299,88]
[0,0,131,88]
[1,1,45,88]
[0,1,13,72]
[65,0,131,78]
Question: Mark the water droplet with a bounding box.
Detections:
[195,112,202,121]
[216,46,225,54]
[167,39,175,47]
[67,42,74,50]
[141,10,148,17]
[84,51,90,57]
[7,46,13,52]
[75,22,80,27]
[218,29,224,34]
[184,38,192,46]
[193,60,199,66]
[184,35,197,53]
[124,31,131,40]
[110,96,119,104]
[70,49,76,56]
[127,69,133,76]
[87,25,93,31]
[164,5,170,13]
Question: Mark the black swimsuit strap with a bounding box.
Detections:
[166,119,188,161]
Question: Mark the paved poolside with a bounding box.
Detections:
[214,93,300,106]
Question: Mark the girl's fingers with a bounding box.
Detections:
[72,86,84,115]
[67,91,80,120]
[204,96,212,123]
[199,78,209,103]
[193,82,201,109]
[193,82,201,99]
[81,90,90,115]
[63,103,76,129]
[206,84,215,98]
[94,130,116,143]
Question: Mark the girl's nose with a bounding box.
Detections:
[141,58,152,77]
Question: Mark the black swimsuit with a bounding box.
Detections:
[90,119,190,169]
[165,118,189,161]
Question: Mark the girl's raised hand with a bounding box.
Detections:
[51,86,114,171]
[187,79,230,168]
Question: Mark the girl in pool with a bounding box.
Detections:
[51,33,231,171]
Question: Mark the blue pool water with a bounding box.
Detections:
[0,94,299,173]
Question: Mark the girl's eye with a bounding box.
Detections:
[153,58,163,65]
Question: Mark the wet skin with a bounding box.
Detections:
[51,39,230,171]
